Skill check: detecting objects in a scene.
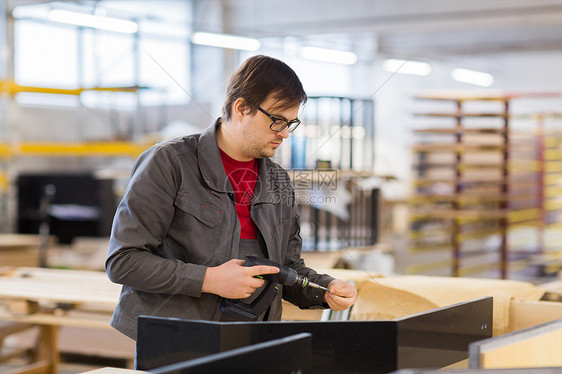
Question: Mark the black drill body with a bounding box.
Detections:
[219,256,327,321]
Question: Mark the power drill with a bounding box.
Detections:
[220,256,329,321]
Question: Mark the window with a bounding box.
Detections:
[15,20,78,88]
[13,4,191,109]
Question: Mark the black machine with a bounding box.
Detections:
[220,256,329,321]
[137,297,493,373]
[17,173,116,244]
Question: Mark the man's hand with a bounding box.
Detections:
[324,279,357,311]
[202,259,280,299]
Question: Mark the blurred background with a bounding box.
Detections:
[0,0,562,279]
[1,0,561,277]
[1,1,562,371]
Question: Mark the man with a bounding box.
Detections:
[105,55,357,340]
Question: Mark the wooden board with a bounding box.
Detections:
[470,319,562,369]
[0,248,39,267]
[79,368,146,374]
[281,300,323,321]
[410,193,539,204]
[414,91,562,101]
[413,127,506,134]
[0,310,114,329]
[0,267,120,312]
[414,162,539,174]
[0,235,47,268]
[410,209,508,220]
[414,92,510,101]
[413,180,507,189]
[300,250,344,270]
[5,323,135,362]
[509,300,562,332]
[58,326,134,359]
[413,112,508,118]
[412,143,506,152]
[0,234,46,248]
[538,279,562,301]
[350,276,545,336]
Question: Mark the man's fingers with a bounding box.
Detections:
[327,293,346,303]
[326,293,353,310]
[247,265,280,276]
[328,280,358,298]
[329,287,355,298]
[250,278,265,289]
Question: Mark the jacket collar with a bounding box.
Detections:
[198,118,231,193]
[253,157,277,204]
[197,118,277,204]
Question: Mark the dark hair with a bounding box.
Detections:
[222,55,307,121]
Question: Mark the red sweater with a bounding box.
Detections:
[219,149,259,239]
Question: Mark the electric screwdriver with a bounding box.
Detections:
[220,256,329,321]
[250,256,329,292]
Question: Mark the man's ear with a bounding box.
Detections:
[232,98,249,122]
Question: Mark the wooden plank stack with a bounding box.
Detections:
[408,92,562,278]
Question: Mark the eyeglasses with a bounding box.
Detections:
[257,106,301,133]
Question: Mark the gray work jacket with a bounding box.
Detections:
[105,119,334,340]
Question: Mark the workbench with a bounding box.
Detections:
[1,266,560,373]
[0,267,134,374]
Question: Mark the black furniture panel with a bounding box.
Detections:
[137,297,493,374]
[392,369,562,374]
[149,333,312,374]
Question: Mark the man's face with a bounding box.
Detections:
[239,95,300,159]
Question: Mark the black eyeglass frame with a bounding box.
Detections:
[257,106,301,133]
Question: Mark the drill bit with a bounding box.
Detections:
[307,281,330,292]
[297,275,329,292]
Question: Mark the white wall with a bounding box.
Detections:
[370,50,562,200]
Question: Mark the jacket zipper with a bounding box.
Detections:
[212,191,237,321]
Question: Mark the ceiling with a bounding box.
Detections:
[8,0,562,58]
[195,0,562,57]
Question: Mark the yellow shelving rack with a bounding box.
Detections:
[408,92,547,279]
[536,113,562,275]
[0,80,154,231]
[0,80,142,96]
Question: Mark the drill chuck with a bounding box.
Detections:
[244,256,329,291]
[296,274,308,288]
[280,266,329,292]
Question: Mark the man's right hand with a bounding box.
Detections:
[201,259,280,299]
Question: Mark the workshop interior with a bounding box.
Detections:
[0,0,561,373]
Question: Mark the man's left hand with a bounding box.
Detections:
[324,279,357,311]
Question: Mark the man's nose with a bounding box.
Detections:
[278,126,290,139]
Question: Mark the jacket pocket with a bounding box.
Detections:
[174,193,223,227]
[168,192,224,265]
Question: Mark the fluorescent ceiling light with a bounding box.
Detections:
[12,5,50,19]
[48,9,138,34]
[451,68,494,87]
[300,47,357,65]
[383,59,431,76]
[191,32,260,51]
